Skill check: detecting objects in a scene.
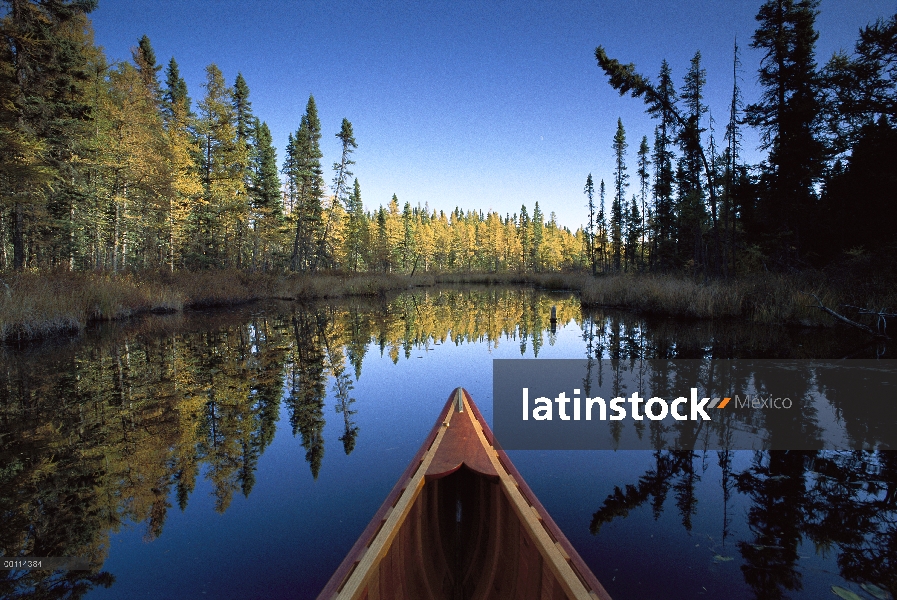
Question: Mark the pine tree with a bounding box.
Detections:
[636,136,651,268]
[584,173,596,274]
[344,178,366,271]
[531,201,543,272]
[652,60,677,270]
[315,118,356,271]
[518,205,530,272]
[250,119,281,269]
[611,118,628,271]
[678,51,708,271]
[598,179,607,272]
[289,95,324,272]
[746,0,825,262]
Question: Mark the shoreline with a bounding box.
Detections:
[0,270,892,343]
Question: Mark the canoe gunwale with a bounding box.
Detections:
[466,395,611,600]
[316,395,454,600]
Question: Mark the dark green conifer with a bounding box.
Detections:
[611,118,628,271]
[746,0,825,262]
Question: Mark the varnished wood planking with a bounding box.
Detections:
[316,388,613,600]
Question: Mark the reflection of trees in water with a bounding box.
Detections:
[0,288,585,596]
[0,314,291,599]
[590,450,700,534]
[802,452,897,597]
[736,451,808,599]
[581,352,896,455]
[581,307,887,361]
[320,316,358,456]
[0,288,891,598]
[287,310,328,479]
[584,314,895,598]
[590,449,897,599]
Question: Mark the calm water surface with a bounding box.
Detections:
[1,287,894,600]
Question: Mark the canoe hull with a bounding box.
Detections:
[317,389,611,600]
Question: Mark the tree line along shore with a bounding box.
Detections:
[0,1,894,341]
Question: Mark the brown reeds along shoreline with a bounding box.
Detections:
[0,270,893,342]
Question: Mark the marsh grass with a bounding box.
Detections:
[0,273,185,341]
[0,268,892,341]
[580,272,896,326]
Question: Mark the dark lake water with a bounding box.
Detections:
[1,286,894,600]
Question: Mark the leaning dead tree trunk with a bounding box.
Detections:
[807,293,891,339]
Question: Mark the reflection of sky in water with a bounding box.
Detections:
[6,294,891,600]
[89,303,593,599]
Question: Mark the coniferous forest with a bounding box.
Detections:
[0,1,579,275]
[0,0,895,338]
[590,0,896,276]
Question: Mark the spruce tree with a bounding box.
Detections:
[678,51,709,271]
[626,195,641,271]
[290,95,324,271]
[611,118,628,271]
[518,205,530,272]
[233,74,254,144]
[251,120,280,218]
[134,35,162,104]
[102,39,173,272]
[746,0,825,262]
[636,136,651,268]
[595,48,725,272]
[232,73,254,264]
[250,119,281,269]
[197,64,246,268]
[818,13,897,260]
[162,60,201,271]
[531,201,543,272]
[163,58,190,118]
[651,60,677,270]
[282,133,297,215]
[598,179,607,272]
[402,201,415,271]
[584,173,596,274]
[376,206,388,271]
[345,178,366,271]
[315,118,356,271]
[724,39,744,274]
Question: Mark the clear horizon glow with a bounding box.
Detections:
[89,0,894,231]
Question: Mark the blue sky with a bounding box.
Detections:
[90,0,895,230]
